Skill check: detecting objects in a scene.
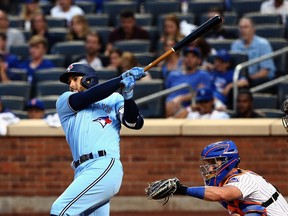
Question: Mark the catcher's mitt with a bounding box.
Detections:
[145,177,179,205]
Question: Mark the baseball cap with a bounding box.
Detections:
[195,87,214,102]
[215,49,231,62]
[25,98,45,110]
[183,46,202,59]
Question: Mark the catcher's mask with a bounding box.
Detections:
[59,62,99,89]
[200,140,240,186]
[281,99,288,132]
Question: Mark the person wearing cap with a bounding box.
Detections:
[25,98,45,119]
[50,63,146,215]
[210,49,249,109]
[165,46,211,117]
[173,87,230,119]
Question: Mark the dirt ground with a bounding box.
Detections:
[0,211,226,216]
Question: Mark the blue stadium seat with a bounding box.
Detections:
[8,16,24,29]
[9,68,28,81]
[34,67,66,83]
[86,14,109,27]
[43,54,66,68]
[134,79,165,118]
[103,1,137,26]
[75,1,96,14]
[144,1,181,25]
[0,95,25,111]
[96,68,118,80]
[245,12,282,25]
[114,39,151,53]
[36,81,69,97]
[90,26,113,47]
[207,39,234,51]
[255,25,285,39]
[46,16,67,28]
[255,108,283,118]
[0,81,31,100]
[134,52,155,67]
[38,95,59,110]
[253,93,278,109]
[200,11,238,26]
[232,0,262,18]
[10,43,29,60]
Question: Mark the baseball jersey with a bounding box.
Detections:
[225,170,288,215]
[56,91,124,161]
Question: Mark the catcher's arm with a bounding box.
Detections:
[145,177,205,205]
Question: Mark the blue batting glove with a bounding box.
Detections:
[121,67,147,80]
[120,76,135,100]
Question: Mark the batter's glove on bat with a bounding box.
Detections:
[122,67,147,81]
[120,75,135,100]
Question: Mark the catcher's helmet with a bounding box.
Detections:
[59,62,99,89]
[200,140,240,186]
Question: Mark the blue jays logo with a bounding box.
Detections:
[229,177,239,183]
[67,64,73,72]
[93,116,112,128]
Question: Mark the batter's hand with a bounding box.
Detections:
[120,76,135,100]
[122,67,147,81]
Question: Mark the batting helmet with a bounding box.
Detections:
[200,140,240,186]
[59,62,99,89]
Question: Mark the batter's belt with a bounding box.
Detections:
[73,150,106,168]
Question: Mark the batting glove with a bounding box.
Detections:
[122,67,147,81]
[120,76,135,100]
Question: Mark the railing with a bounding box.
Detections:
[233,46,288,112]
[135,83,192,106]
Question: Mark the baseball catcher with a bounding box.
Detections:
[145,140,288,215]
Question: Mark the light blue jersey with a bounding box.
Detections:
[57,91,124,160]
[51,92,125,216]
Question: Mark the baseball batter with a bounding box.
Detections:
[174,140,288,215]
[50,63,146,216]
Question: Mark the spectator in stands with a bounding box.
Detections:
[76,32,108,70]
[204,7,238,40]
[230,89,265,118]
[18,35,55,97]
[160,13,185,43]
[66,15,90,41]
[120,51,152,81]
[105,10,150,56]
[19,0,42,31]
[209,49,249,109]
[25,98,46,119]
[158,36,183,79]
[106,48,123,75]
[50,0,84,25]
[231,17,276,87]
[260,0,288,24]
[165,46,211,117]
[173,87,230,119]
[0,10,25,52]
[30,12,58,53]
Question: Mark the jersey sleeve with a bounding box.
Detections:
[225,174,256,199]
[56,92,76,124]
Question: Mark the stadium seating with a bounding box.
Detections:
[46,16,67,28]
[10,43,29,60]
[34,67,66,83]
[114,39,151,53]
[200,12,238,26]
[144,1,181,25]
[85,14,109,27]
[8,16,24,29]
[255,108,283,118]
[245,12,282,25]
[43,54,66,68]
[9,68,28,81]
[103,1,137,26]
[252,93,278,109]
[232,0,262,18]
[134,79,165,118]
[75,1,96,14]
[0,95,25,111]
[38,95,59,110]
[134,52,156,67]
[95,68,118,80]
[255,25,285,39]
[0,81,31,100]
[36,81,68,97]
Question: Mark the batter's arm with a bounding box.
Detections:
[121,99,144,130]
[69,76,122,111]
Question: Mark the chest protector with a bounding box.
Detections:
[219,168,267,216]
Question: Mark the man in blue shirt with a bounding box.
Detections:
[231,17,276,87]
[165,47,211,117]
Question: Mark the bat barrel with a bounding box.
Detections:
[173,15,222,52]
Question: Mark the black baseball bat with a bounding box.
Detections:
[144,15,222,71]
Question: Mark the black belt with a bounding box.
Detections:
[73,150,106,168]
[262,191,279,207]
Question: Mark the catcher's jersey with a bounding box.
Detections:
[225,171,288,215]
[56,91,124,161]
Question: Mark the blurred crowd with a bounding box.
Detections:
[0,0,287,121]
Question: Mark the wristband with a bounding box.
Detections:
[186,186,205,199]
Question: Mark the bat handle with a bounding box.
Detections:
[144,49,175,71]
